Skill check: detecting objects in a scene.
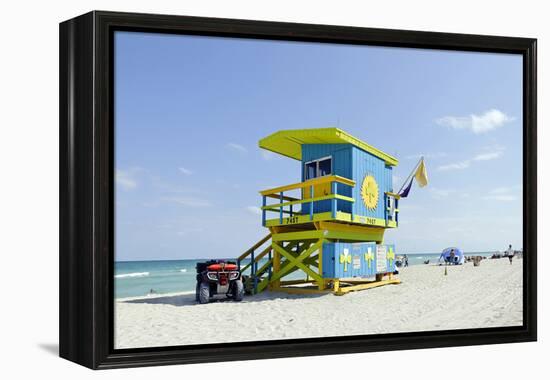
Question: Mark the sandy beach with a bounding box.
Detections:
[115,258,523,349]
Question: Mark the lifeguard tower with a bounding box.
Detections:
[237,128,401,295]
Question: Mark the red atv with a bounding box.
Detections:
[195,260,244,304]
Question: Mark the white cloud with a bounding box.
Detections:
[438,146,504,171]
[178,167,193,175]
[161,196,212,207]
[226,142,248,154]
[246,206,262,215]
[116,169,138,190]
[437,161,471,171]
[473,151,502,161]
[436,109,514,134]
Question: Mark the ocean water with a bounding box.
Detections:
[115,258,273,299]
[115,252,494,298]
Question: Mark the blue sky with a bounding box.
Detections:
[115,31,523,261]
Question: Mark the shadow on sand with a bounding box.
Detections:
[121,291,327,307]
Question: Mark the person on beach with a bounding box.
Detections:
[506,244,514,264]
[404,254,409,267]
[449,249,456,265]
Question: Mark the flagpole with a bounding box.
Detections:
[397,157,423,194]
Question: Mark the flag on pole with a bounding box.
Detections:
[399,177,414,198]
[414,158,428,187]
[398,158,428,198]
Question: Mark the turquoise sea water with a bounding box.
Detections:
[115,252,494,298]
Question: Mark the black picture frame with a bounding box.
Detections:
[59,10,537,369]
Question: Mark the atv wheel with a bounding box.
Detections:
[195,282,200,302]
[232,279,244,301]
[198,282,210,304]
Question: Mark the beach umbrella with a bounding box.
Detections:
[439,247,465,265]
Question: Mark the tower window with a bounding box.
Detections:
[304,156,332,179]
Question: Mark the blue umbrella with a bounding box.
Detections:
[439,247,465,265]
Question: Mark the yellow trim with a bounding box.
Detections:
[265,211,397,228]
[269,278,401,296]
[272,230,325,242]
[266,212,333,227]
[385,191,401,200]
[271,223,386,244]
[334,278,401,295]
[347,213,398,228]
[261,193,354,210]
[260,175,355,196]
[324,229,384,243]
[258,127,399,166]
[317,221,381,234]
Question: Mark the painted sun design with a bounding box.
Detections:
[361,175,379,210]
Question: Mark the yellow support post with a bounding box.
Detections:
[317,242,324,290]
[271,243,281,289]
[333,279,340,293]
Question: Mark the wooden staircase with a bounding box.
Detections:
[237,233,273,294]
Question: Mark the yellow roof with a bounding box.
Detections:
[259,127,398,166]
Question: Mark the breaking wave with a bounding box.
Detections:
[115,272,150,279]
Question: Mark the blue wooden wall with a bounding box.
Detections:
[300,144,393,220]
[301,144,352,214]
[322,242,396,279]
[351,146,393,220]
